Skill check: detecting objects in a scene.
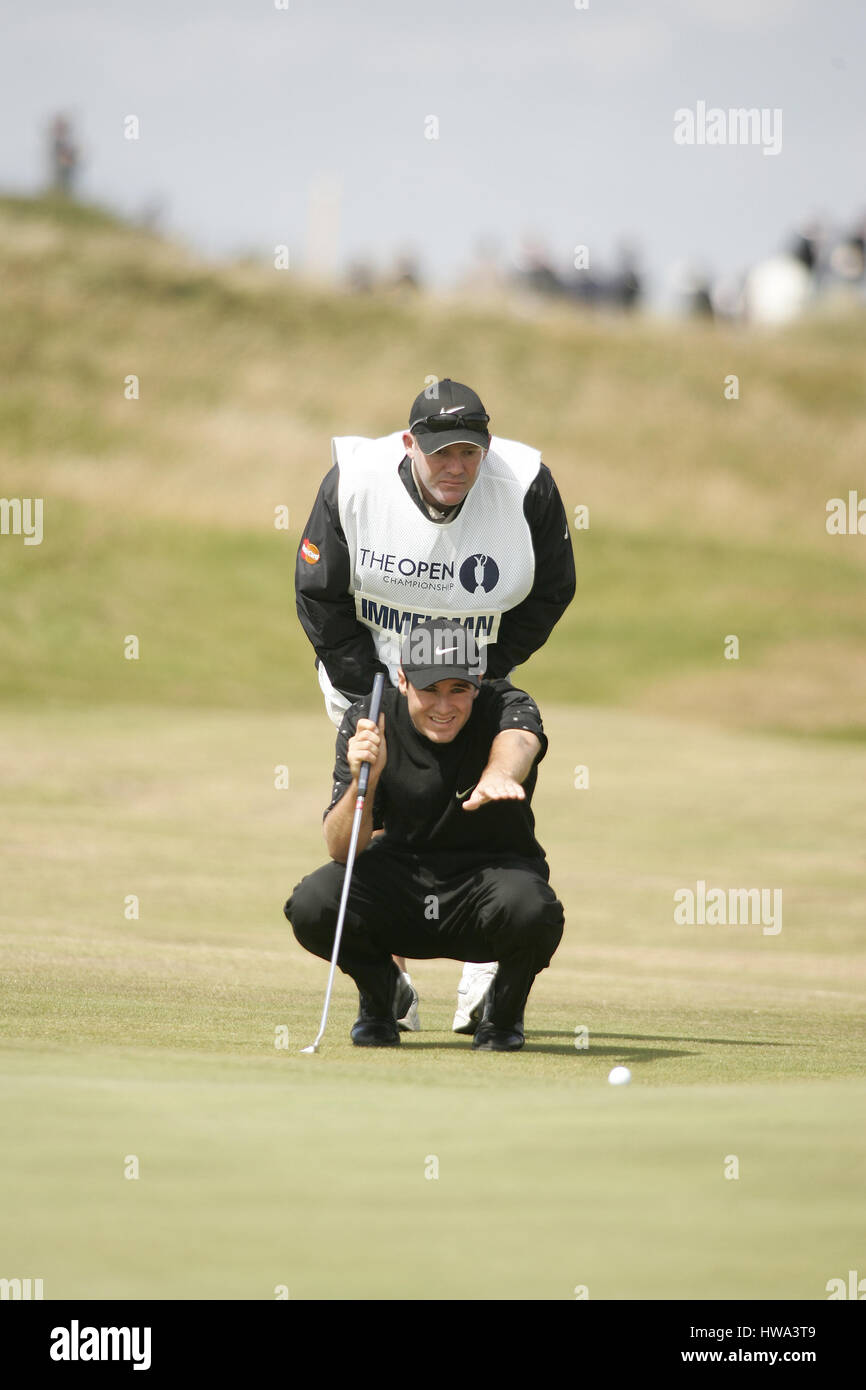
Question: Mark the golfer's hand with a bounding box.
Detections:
[347,715,386,784]
[462,770,525,811]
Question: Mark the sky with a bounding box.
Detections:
[2,0,864,300]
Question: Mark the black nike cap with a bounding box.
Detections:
[407,379,491,455]
[400,617,486,689]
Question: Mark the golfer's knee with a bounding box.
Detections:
[500,876,561,931]
[284,875,330,952]
[520,900,563,965]
[536,910,564,966]
[497,881,564,963]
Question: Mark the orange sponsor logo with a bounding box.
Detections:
[301,538,320,564]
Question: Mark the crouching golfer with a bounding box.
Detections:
[284,617,564,1051]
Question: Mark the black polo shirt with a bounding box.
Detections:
[323,680,549,865]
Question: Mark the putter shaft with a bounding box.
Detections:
[300,672,386,1053]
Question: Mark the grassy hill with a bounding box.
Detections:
[2,193,865,734]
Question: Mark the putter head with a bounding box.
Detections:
[300,1043,319,1054]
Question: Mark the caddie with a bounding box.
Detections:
[295,377,575,1035]
[284,619,564,1050]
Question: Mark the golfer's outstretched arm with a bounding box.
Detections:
[462,729,542,811]
[323,716,386,862]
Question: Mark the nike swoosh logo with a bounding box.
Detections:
[456,785,476,799]
[440,405,465,414]
[435,644,459,655]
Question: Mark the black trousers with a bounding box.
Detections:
[284,841,564,1025]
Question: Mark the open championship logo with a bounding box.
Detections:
[459,553,499,595]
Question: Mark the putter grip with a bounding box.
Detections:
[357,671,386,797]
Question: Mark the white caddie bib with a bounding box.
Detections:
[331,431,541,684]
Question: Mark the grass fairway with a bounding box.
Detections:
[1,705,863,1300]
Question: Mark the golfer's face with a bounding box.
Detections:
[403,435,486,508]
[398,671,479,742]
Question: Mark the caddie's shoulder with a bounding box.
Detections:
[486,435,543,485]
[331,431,405,473]
[330,435,368,469]
[530,459,563,496]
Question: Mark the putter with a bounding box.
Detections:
[301,671,386,1054]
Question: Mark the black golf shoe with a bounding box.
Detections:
[472,1017,525,1051]
[471,976,527,1051]
[351,989,401,1047]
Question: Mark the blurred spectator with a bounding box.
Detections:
[512,234,644,314]
[790,229,818,272]
[611,241,642,311]
[846,214,866,270]
[691,282,714,318]
[48,114,79,196]
[563,260,604,308]
[710,271,746,321]
[668,261,715,319]
[513,237,564,298]
[389,251,421,292]
[829,215,866,283]
[346,258,376,294]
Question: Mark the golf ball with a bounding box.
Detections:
[608,1066,632,1086]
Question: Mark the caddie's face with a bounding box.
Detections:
[402,433,487,509]
[397,667,479,743]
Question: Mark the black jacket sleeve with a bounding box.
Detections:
[295,464,390,704]
[483,463,576,679]
[481,680,549,761]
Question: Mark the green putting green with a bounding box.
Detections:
[1,707,862,1299]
